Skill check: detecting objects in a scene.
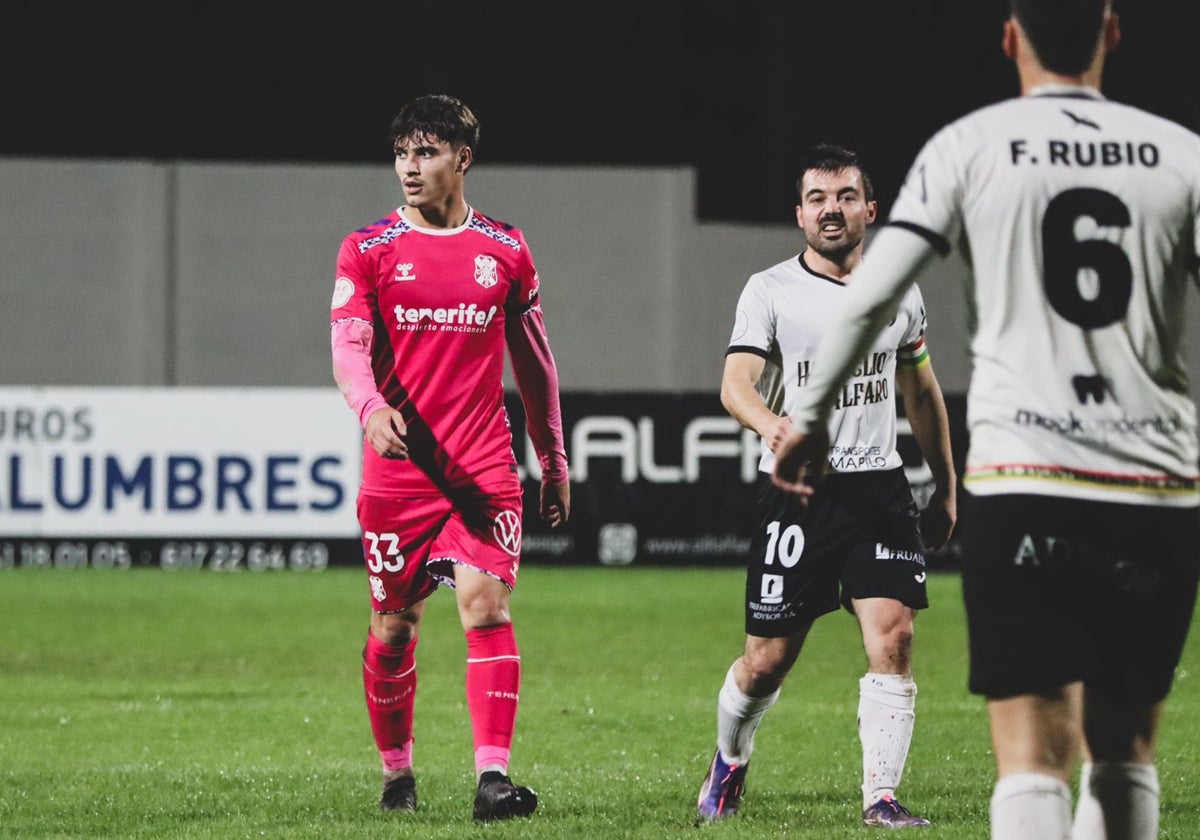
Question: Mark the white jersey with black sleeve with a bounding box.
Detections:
[889,84,1200,506]
[727,253,930,476]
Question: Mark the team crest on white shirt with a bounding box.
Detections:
[474,254,499,288]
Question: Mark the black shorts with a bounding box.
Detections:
[744,467,929,638]
[960,492,1200,707]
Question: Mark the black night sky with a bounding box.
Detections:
[3,1,1196,222]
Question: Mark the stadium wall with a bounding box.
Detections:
[0,156,994,394]
[3,158,1197,568]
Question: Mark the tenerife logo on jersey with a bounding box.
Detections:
[393,302,498,333]
[474,254,499,288]
[493,510,521,556]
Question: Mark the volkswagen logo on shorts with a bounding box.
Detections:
[493,510,522,556]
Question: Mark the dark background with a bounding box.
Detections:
[4,1,1197,223]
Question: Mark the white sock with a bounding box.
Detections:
[991,772,1072,840]
[1072,761,1160,840]
[858,672,917,807]
[715,663,779,765]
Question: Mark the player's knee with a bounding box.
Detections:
[740,649,790,689]
[456,589,512,629]
[864,626,914,673]
[372,609,421,646]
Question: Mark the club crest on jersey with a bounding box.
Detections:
[369,575,386,602]
[493,510,522,556]
[474,255,499,289]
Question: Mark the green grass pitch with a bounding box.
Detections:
[2,566,1199,839]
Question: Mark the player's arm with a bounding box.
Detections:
[330,319,408,460]
[773,227,940,492]
[506,303,570,527]
[720,351,794,455]
[896,349,957,550]
[329,245,406,460]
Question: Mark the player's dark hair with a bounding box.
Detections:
[388,94,481,153]
[795,144,875,203]
[1010,0,1109,75]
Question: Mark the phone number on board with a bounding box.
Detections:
[0,540,332,571]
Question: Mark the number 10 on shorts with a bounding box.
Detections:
[763,521,805,567]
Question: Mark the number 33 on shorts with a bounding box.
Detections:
[364,531,405,572]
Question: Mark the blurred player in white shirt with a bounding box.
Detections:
[771,3,1200,838]
[696,144,957,829]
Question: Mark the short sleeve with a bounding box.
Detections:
[727,273,775,355]
[331,237,379,325]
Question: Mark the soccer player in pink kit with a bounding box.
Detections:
[329,93,570,822]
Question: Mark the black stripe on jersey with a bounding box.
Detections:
[727,344,770,359]
[506,292,540,315]
[887,220,951,256]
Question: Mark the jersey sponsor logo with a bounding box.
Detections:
[759,572,784,604]
[474,254,499,288]
[393,302,498,333]
[1013,407,1184,437]
[914,572,927,583]
[874,543,925,565]
[493,509,522,556]
[833,376,890,409]
[331,277,354,309]
[394,262,416,282]
[829,444,888,470]
[1071,374,1109,404]
[528,272,541,301]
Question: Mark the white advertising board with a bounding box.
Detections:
[0,387,364,569]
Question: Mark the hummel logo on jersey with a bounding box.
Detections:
[1062,108,1101,130]
[1071,374,1109,405]
[394,262,416,281]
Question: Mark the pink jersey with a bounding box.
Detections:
[331,207,548,497]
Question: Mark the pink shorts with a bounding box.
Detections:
[356,475,525,613]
